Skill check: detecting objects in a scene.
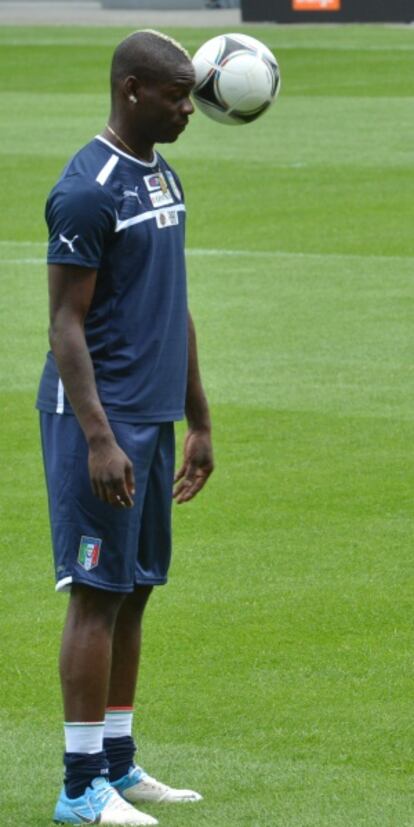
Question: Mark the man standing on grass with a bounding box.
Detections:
[36,30,213,826]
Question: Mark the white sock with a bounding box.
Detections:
[64,722,105,754]
[104,707,134,739]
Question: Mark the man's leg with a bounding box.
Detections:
[104,586,153,782]
[56,584,158,826]
[61,584,124,722]
[107,585,153,709]
[59,584,124,799]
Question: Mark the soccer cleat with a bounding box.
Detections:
[53,776,158,825]
[113,765,203,805]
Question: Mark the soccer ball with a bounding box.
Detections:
[192,33,280,126]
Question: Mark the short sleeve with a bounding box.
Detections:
[45,175,116,268]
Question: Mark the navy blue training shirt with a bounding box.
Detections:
[37,136,188,423]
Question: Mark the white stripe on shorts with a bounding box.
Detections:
[56,575,73,593]
[56,378,64,414]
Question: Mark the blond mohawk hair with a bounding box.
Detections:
[137,29,191,62]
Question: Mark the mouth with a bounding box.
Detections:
[161,120,189,144]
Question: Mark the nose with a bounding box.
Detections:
[182,96,195,116]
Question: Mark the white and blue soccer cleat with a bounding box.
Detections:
[53,776,158,825]
[112,766,203,804]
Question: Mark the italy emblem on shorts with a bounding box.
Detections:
[78,536,102,571]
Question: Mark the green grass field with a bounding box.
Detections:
[1,20,414,827]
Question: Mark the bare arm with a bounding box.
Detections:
[174,311,214,503]
[48,263,135,508]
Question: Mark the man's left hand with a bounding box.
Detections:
[173,429,214,503]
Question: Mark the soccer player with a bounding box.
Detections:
[37,30,213,826]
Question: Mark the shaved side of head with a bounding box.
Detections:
[110,30,192,101]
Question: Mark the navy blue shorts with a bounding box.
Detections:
[39,413,175,593]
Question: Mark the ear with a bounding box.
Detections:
[124,76,140,104]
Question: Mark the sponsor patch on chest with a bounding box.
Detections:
[144,172,167,192]
[156,209,179,229]
[150,188,174,208]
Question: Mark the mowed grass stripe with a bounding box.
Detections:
[1,242,414,263]
[2,251,413,423]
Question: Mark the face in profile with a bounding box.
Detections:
[132,63,196,144]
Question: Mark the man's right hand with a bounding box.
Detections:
[88,438,135,508]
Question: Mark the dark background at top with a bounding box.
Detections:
[240,0,414,23]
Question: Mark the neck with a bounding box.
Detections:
[104,120,155,163]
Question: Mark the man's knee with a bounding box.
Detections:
[118,585,153,620]
[68,583,125,629]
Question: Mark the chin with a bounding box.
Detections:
[157,133,180,144]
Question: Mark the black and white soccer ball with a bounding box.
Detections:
[192,33,280,126]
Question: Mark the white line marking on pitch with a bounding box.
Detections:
[186,248,414,263]
[0,241,46,247]
[0,258,45,264]
[0,243,413,265]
